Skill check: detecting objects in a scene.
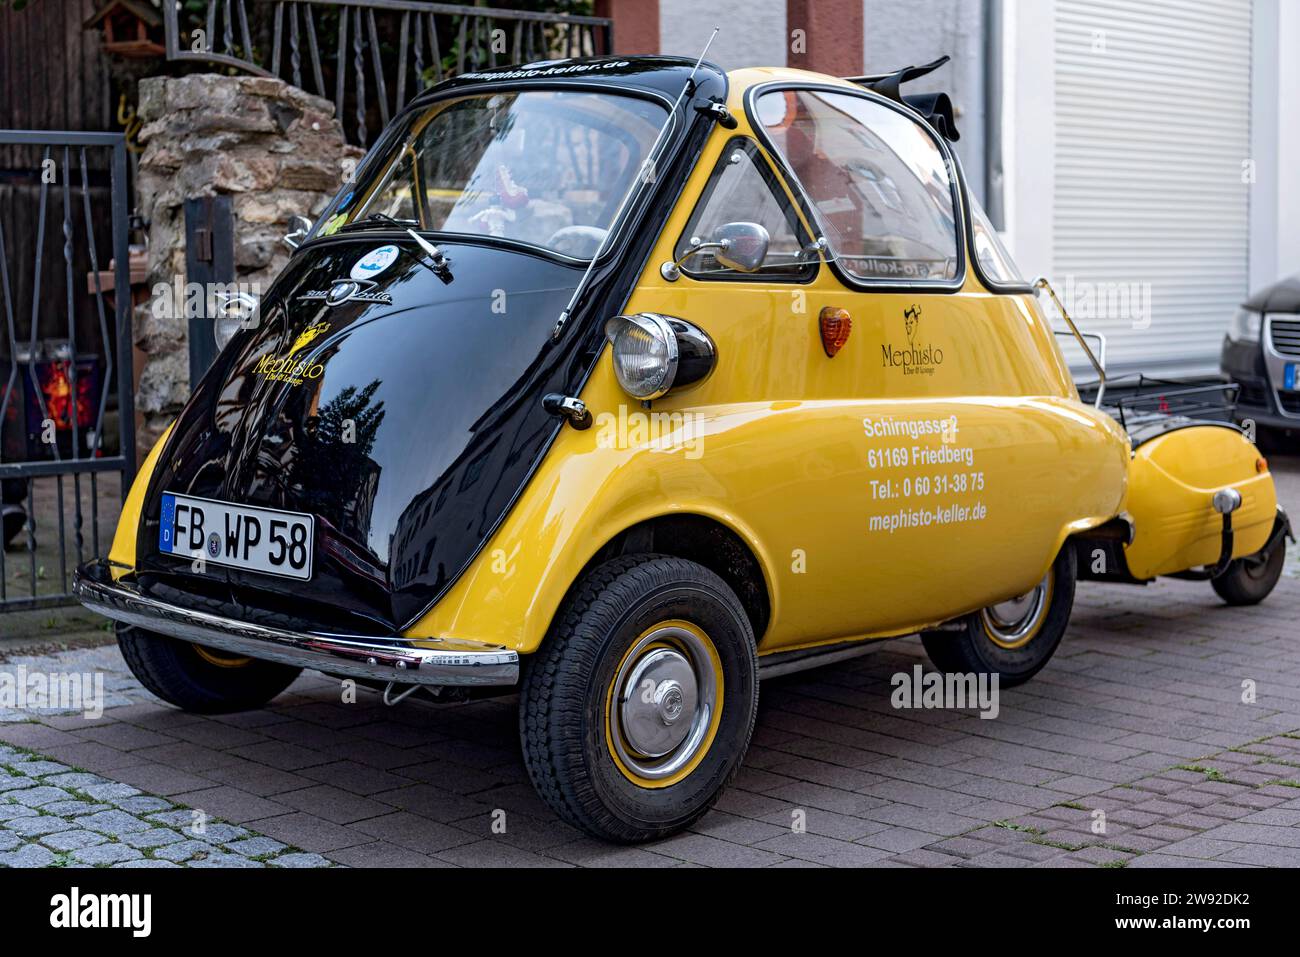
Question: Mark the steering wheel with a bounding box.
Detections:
[547,225,608,258]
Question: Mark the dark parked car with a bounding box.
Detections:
[1221,274,1300,440]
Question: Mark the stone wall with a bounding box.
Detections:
[132,74,361,456]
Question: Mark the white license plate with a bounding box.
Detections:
[159,493,314,580]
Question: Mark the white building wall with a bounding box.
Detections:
[862,0,987,205]
[1250,0,1300,291]
[1003,0,1300,373]
[658,0,788,69]
[1002,0,1055,284]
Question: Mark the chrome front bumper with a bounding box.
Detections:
[72,560,519,688]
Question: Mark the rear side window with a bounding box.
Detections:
[675,138,814,280]
[754,88,960,284]
[970,197,1026,286]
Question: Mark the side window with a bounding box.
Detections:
[755,88,961,284]
[675,138,814,280]
[969,196,1027,287]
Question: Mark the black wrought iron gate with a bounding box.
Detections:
[0,130,135,613]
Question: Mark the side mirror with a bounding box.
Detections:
[660,221,771,281]
[283,215,313,250]
[711,221,770,273]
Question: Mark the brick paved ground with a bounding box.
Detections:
[1,460,1297,868]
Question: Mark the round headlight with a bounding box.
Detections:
[605,313,679,399]
[214,292,260,351]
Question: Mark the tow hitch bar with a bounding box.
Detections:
[1208,488,1243,578]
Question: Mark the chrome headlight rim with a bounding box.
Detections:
[604,312,680,400]
[213,292,261,352]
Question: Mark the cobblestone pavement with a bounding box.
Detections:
[0,739,329,868]
[1,461,1297,868]
[1,572,1297,869]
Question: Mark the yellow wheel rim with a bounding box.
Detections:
[604,620,724,790]
[981,570,1054,650]
[191,643,253,668]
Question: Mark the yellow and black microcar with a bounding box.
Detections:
[75,56,1289,842]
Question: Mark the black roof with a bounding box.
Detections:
[1244,274,1300,314]
[413,55,728,106]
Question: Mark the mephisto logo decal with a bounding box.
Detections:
[882,304,944,376]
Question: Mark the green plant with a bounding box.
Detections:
[993,820,1043,834]
[1175,763,1229,782]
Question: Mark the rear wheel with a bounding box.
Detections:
[520,555,759,843]
[921,545,1076,687]
[1212,534,1285,605]
[116,623,301,714]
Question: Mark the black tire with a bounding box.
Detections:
[520,554,759,844]
[921,545,1077,687]
[116,623,301,714]
[2,478,26,549]
[1,478,25,505]
[2,504,24,550]
[1212,535,1286,606]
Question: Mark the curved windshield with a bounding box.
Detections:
[314,90,667,260]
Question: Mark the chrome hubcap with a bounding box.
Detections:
[982,573,1051,645]
[611,625,717,781]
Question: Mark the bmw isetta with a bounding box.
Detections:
[75,54,1288,843]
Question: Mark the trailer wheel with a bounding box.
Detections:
[116,623,301,714]
[921,546,1076,687]
[1212,536,1285,606]
[520,555,759,843]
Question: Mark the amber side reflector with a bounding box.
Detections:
[819,306,851,357]
[1257,457,1269,474]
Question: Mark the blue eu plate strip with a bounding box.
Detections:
[159,493,176,553]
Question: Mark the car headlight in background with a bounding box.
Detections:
[1228,307,1262,343]
[605,313,716,399]
[213,292,261,351]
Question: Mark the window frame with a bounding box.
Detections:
[949,149,1034,294]
[743,81,969,295]
[673,136,819,284]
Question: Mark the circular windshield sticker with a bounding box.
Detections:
[350,244,400,281]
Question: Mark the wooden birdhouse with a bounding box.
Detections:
[84,0,165,59]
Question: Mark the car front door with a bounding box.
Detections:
[620,85,1102,652]
[747,84,1114,641]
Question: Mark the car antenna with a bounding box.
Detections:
[550,29,722,342]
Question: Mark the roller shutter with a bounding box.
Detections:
[1053,0,1253,374]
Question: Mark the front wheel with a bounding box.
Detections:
[520,555,759,843]
[921,545,1076,687]
[1212,534,1286,605]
